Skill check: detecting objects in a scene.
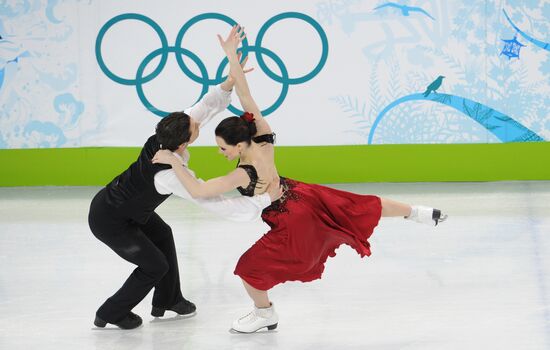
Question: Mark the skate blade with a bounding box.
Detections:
[229,323,278,334]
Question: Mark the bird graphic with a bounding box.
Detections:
[423,76,445,97]
[373,2,436,20]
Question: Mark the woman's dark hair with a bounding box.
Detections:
[215,116,257,145]
[155,112,191,151]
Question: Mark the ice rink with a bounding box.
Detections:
[1,181,549,350]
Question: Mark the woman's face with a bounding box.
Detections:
[216,136,240,161]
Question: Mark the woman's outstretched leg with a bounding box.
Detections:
[380,198,412,217]
[380,197,447,225]
[231,279,279,333]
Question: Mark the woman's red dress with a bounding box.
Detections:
[234,177,382,290]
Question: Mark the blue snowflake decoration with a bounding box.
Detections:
[500,34,526,60]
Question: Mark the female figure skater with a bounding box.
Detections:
[152,25,447,333]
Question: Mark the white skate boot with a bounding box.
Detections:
[406,205,448,226]
[231,303,279,333]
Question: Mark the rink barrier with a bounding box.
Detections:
[0,142,549,186]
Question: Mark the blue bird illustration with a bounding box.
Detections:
[374,2,436,20]
[423,76,445,97]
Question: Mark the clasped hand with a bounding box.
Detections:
[152,149,181,167]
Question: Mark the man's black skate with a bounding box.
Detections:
[151,298,196,317]
[94,312,142,329]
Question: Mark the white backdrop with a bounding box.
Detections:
[1,0,548,148]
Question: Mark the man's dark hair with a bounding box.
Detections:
[155,112,191,151]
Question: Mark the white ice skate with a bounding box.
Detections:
[406,205,448,226]
[231,303,279,333]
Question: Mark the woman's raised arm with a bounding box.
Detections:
[217,25,272,135]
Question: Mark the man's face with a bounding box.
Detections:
[187,118,200,144]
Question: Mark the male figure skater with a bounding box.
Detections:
[88,68,281,329]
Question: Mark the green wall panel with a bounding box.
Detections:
[0,142,549,186]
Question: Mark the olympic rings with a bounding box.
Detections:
[96,12,328,117]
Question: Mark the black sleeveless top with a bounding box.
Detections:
[105,135,172,224]
[236,133,276,197]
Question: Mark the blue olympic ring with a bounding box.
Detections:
[96,13,169,86]
[136,47,209,116]
[174,13,249,86]
[255,12,329,85]
[96,12,328,117]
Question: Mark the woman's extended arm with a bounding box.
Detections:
[217,25,272,135]
[152,150,249,198]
